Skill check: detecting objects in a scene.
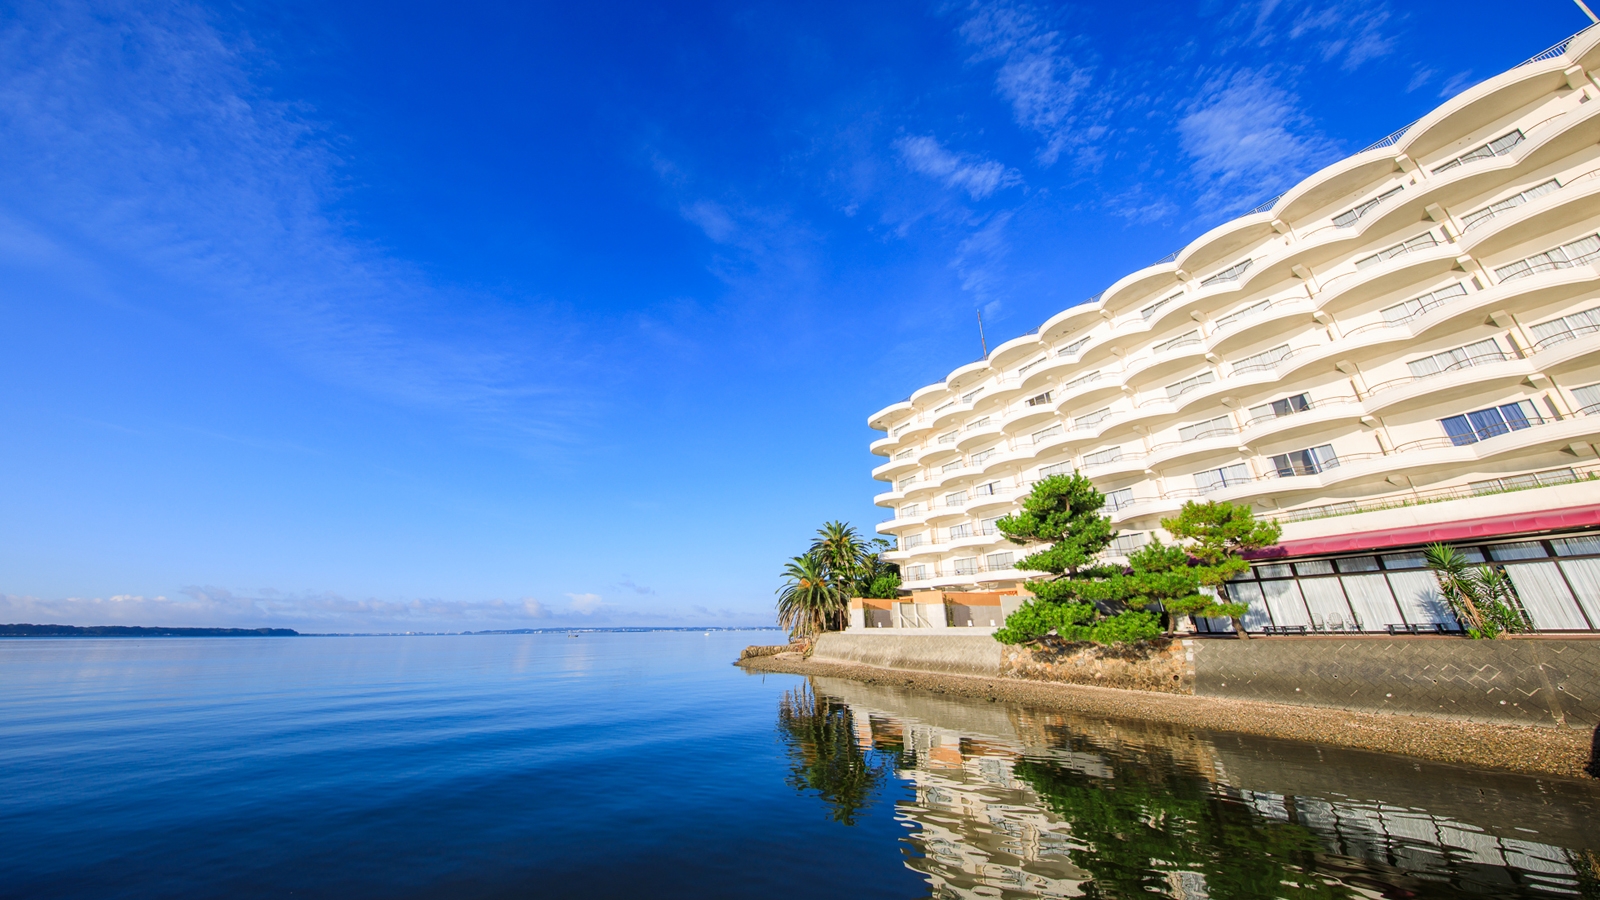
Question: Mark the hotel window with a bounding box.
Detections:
[970,447,997,465]
[934,400,956,413]
[1107,533,1148,556]
[1026,391,1054,406]
[937,430,958,444]
[900,503,922,517]
[1440,400,1540,446]
[1470,468,1577,494]
[965,416,991,431]
[1194,463,1250,493]
[1200,259,1252,287]
[1214,299,1271,331]
[941,460,964,473]
[905,565,927,580]
[1382,282,1467,324]
[894,448,914,460]
[1105,487,1135,511]
[1063,370,1101,392]
[1141,291,1182,320]
[1082,446,1123,468]
[979,517,1003,536]
[1153,330,1201,354]
[1231,344,1292,376]
[1406,338,1504,378]
[1039,461,1073,478]
[1332,185,1403,227]
[1249,392,1310,423]
[1574,383,1600,414]
[1270,443,1338,477]
[946,490,968,506]
[1495,233,1600,282]
[974,481,1002,496]
[1355,231,1438,269]
[1166,371,1216,401]
[896,475,919,490]
[1180,415,1234,442]
[1530,305,1600,348]
[1074,407,1113,430]
[1032,423,1064,443]
[961,387,984,403]
[1017,356,1047,375]
[985,551,1014,570]
[1462,178,1559,231]
[949,523,971,539]
[952,557,979,575]
[903,533,926,549]
[1057,336,1091,358]
[1431,129,1524,173]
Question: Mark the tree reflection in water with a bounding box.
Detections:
[775,684,901,825]
[777,677,1600,899]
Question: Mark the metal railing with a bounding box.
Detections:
[1363,351,1513,397]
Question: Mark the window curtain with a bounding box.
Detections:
[1503,563,1589,631]
[1386,570,1457,627]
[1341,574,1407,630]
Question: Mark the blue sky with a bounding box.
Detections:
[0,0,1591,631]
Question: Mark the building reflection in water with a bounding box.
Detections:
[776,676,1600,899]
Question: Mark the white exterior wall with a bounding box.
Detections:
[867,27,1600,592]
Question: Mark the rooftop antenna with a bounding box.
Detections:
[975,306,990,358]
[1577,0,1599,23]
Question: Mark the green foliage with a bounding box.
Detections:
[994,601,1161,645]
[863,572,901,599]
[997,473,1115,576]
[1161,500,1282,582]
[775,553,846,640]
[993,599,1096,643]
[1424,543,1530,638]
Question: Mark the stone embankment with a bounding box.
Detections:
[738,633,1600,779]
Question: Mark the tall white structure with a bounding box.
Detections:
[869,27,1600,634]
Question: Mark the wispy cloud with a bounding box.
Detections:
[1177,69,1341,213]
[565,592,606,615]
[1222,0,1396,71]
[0,1,591,445]
[894,135,1021,200]
[956,1,1097,165]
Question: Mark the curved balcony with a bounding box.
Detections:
[1079,447,1150,480]
[1465,171,1600,266]
[1145,430,1245,471]
[1361,354,1534,417]
[1240,395,1363,446]
[956,419,1005,450]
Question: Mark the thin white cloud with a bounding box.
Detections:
[566,592,605,615]
[0,1,592,445]
[1178,69,1341,214]
[1224,0,1396,71]
[957,1,1096,165]
[894,135,1021,200]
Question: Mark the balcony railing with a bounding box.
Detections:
[1364,351,1512,396]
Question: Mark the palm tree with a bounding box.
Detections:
[811,520,865,595]
[776,553,846,639]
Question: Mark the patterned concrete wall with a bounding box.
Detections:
[1191,639,1600,728]
[811,632,1003,677]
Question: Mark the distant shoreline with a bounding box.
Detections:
[0,624,297,637]
[0,623,783,638]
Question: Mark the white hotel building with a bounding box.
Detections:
[868,26,1600,635]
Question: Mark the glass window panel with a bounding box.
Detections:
[1553,558,1600,630]
[1488,542,1545,561]
[1552,536,1600,556]
[1259,578,1312,627]
[1299,578,1355,629]
[1336,556,1380,573]
[1382,552,1428,569]
[1254,563,1292,579]
[1574,384,1600,412]
[1224,581,1271,631]
[1295,559,1335,576]
[1503,562,1589,630]
[1455,546,1487,563]
[1341,573,1406,629]
[1386,570,1457,627]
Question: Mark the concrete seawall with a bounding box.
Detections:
[811,632,1002,677]
[806,632,1600,729]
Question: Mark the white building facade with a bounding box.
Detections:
[868,27,1600,634]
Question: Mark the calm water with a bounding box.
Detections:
[1,633,1597,899]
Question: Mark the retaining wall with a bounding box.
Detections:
[806,632,1600,728]
[810,632,1003,677]
[1191,638,1600,728]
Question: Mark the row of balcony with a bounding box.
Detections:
[871,56,1600,440]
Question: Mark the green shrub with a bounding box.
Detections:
[994,600,1096,644]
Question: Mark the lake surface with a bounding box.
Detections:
[1,632,1597,899]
